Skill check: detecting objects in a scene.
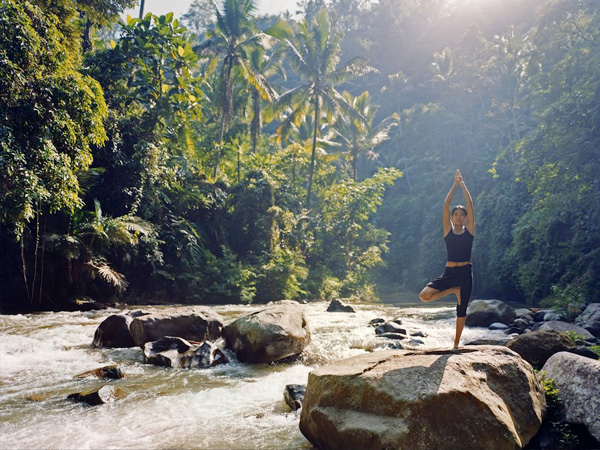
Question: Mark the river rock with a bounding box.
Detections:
[284,384,306,411]
[506,330,575,370]
[541,352,600,442]
[74,364,124,380]
[222,300,311,364]
[515,308,534,319]
[375,321,407,335]
[368,318,385,327]
[464,337,510,346]
[538,321,595,340]
[92,314,135,348]
[543,311,565,322]
[532,309,550,322]
[327,299,355,313]
[489,322,509,330]
[143,336,226,369]
[299,346,545,450]
[377,332,406,340]
[575,303,600,337]
[465,300,516,327]
[130,307,224,347]
[67,385,127,405]
[572,346,600,360]
[65,295,106,312]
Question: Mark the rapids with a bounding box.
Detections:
[0,300,508,449]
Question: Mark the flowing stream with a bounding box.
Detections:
[0,300,507,449]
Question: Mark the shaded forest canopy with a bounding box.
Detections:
[1,0,599,315]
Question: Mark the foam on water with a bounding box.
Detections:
[0,301,508,449]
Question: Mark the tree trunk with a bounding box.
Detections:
[139,0,145,19]
[306,96,320,210]
[251,89,260,154]
[214,58,234,179]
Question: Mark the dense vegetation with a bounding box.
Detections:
[1,0,598,314]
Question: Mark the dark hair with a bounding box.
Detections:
[451,205,467,215]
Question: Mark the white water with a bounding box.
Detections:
[0,300,507,449]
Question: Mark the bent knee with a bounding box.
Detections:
[419,288,433,302]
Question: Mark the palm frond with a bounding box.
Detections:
[88,260,129,293]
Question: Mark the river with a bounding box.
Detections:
[0,300,507,449]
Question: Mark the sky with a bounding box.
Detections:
[123,0,300,20]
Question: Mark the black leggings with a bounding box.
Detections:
[426,264,473,317]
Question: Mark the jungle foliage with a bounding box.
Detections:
[1,0,598,312]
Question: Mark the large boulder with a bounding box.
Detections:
[299,346,545,450]
[538,321,595,340]
[130,307,224,347]
[465,300,516,327]
[143,336,227,369]
[575,303,600,338]
[507,330,575,370]
[92,314,135,348]
[222,300,310,364]
[541,352,600,442]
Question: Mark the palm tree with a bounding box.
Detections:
[268,9,374,209]
[331,91,399,180]
[46,200,153,294]
[246,43,282,153]
[195,0,273,178]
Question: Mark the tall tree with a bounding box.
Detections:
[270,9,373,208]
[0,1,107,303]
[331,90,399,179]
[195,0,271,177]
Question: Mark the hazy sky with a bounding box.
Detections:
[123,0,300,19]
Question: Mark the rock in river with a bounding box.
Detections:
[465,299,516,327]
[143,336,227,369]
[92,314,135,348]
[299,346,545,450]
[130,307,224,347]
[68,385,127,406]
[222,300,310,364]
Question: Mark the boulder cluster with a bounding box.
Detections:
[79,298,599,449]
[93,300,311,366]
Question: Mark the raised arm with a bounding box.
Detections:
[443,171,460,237]
[458,171,475,235]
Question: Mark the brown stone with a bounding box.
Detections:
[507,330,575,370]
[92,314,135,348]
[130,307,224,347]
[300,346,545,450]
[67,385,127,405]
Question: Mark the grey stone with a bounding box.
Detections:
[542,352,600,441]
[466,300,516,327]
[538,321,594,340]
[575,303,600,338]
[222,300,310,364]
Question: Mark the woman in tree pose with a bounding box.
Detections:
[419,169,475,349]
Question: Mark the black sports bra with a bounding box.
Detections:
[444,229,474,262]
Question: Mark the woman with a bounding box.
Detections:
[419,169,475,349]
